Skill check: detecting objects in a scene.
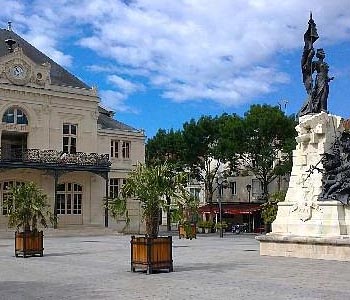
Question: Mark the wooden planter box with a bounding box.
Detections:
[131,236,173,274]
[178,224,196,239]
[15,231,44,258]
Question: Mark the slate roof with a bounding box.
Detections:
[0,28,138,134]
[97,106,140,132]
[0,28,90,89]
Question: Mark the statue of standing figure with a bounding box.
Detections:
[298,14,334,117]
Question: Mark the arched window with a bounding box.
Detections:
[56,183,83,215]
[2,107,28,125]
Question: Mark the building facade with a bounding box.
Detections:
[160,170,289,233]
[161,162,289,232]
[0,28,145,231]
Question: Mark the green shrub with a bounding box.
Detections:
[197,220,205,228]
[215,221,228,229]
[261,191,286,224]
[203,220,214,229]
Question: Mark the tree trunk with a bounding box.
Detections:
[145,211,159,238]
[205,184,213,203]
[166,195,171,231]
[24,222,31,233]
[262,179,269,201]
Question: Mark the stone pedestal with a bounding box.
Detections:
[257,112,350,261]
[273,201,349,236]
[257,234,350,261]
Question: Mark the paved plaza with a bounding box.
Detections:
[1,231,350,300]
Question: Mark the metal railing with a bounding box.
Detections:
[0,148,111,168]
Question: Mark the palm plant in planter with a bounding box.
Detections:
[109,162,186,274]
[203,220,214,233]
[173,191,199,240]
[215,221,228,232]
[197,220,205,233]
[6,182,56,257]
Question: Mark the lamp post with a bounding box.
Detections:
[217,174,228,238]
[246,184,252,233]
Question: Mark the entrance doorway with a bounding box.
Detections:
[1,131,27,161]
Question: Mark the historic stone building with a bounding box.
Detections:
[0,27,145,231]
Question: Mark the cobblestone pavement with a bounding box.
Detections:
[1,232,350,300]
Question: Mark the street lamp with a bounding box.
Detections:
[217,174,228,238]
[246,184,252,233]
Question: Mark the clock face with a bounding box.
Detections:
[11,65,25,78]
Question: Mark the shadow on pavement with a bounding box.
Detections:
[42,251,92,257]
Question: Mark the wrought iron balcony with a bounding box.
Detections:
[0,148,111,171]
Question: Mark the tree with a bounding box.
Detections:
[240,104,297,200]
[216,113,244,176]
[261,191,286,224]
[146,129,185,168]
[108,162,187,238]
[182,114,244,203]
[182,115,224,203]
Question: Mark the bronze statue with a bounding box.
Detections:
[298,14,334,117]
[319,132,350,204]
[312,49,334,112]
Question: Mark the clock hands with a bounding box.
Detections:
[12,65,24,77]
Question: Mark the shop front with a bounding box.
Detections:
[198,203,262,233]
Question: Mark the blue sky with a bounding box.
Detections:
[1,0,350,138]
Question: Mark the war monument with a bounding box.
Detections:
[256,14,350,261]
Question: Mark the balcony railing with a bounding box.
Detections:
[0,148,111,169]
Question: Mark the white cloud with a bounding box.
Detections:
[0,1,24,20]
[107,75,144,93]
[99,89,137,113]
[2,0,350,105]
[23,34,73,67]
[0,2,73,67]
[87,64,151,77]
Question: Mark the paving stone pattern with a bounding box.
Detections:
[1,232,350,300]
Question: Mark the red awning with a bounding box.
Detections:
[198,203,261,215]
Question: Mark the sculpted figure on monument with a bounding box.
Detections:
[298,14,334,117]
[319,132,350,204]
[312,49,334,113]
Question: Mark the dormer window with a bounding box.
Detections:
[2,107,28,125]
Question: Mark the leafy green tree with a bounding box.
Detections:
[216,113,244,176]
[240,104,297,200]
[146,129,185,168]
[182,114,243,203]
[182,115,223,203]
[145,105,295,207]
[261,190,286,225]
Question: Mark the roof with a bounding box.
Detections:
[0,28,90,89]
[97,106,140,132]
[0,29,141,134]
